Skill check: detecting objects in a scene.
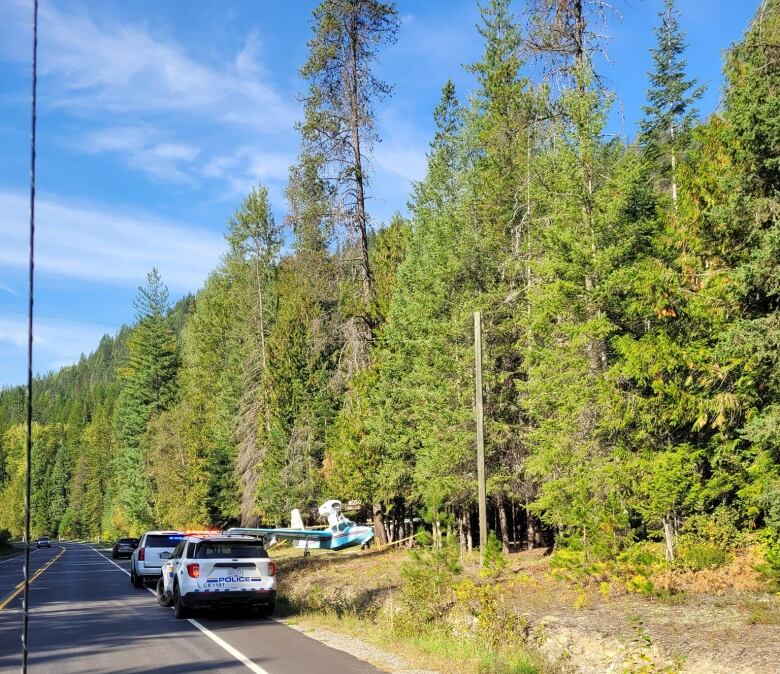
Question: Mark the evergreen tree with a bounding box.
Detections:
[113,269,179,531]
[640,0,704,206]
[299,0,400,356]
[227,186,282,525]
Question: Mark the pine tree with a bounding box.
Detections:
[640,0,704,207]
[336,81,471,539]
[299,0,400,356]
[226,186,282,525]
[113,269,179,530]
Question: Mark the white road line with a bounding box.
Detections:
[85,544,271,674]
[0,548,39,564]
[187,618,271,674]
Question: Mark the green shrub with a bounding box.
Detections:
[756,536,780,590]
[679,506,743,550]
[0,529,12,546]
[677,542,727,571]
[399,532,461,627]
[481,531,508,578]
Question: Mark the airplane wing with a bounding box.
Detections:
[227,527,332,541]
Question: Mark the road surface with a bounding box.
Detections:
[0,542,383,673]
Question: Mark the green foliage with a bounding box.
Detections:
[481,531,508,578]
[676,543,726,572]
[759,539,780,589]
[1,0,780,603]
[400,533,462,625]
[640,0,704,184]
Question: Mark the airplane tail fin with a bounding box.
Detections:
[291,508,305,529]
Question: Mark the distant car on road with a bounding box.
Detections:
[36,536,51,549]
[158,533,276,619]
[112,537,139,559]
[130,531,183,588]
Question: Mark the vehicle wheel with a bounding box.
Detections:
[173,583,189,619]
[112,551,117,559]
[156,578,172,607]
[131,567,144,588]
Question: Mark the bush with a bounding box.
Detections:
[481,531,508,578]
[0,529,12,548]
[673,506,743,571]
[399,532,461,627]
[756,536,780,590]
[679,506,744,550]
[677,542,727,571]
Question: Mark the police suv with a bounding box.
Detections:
[157,533,276,619]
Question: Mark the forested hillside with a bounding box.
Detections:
[1,0,779,577]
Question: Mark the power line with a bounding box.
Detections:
[0,306,122,329]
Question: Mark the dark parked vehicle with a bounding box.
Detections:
[36,536,51,549]
[112,537,139,559]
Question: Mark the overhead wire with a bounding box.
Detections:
[22,1,38,672]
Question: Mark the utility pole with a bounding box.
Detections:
[474,311,488,565]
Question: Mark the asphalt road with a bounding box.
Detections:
[0,542,383,674]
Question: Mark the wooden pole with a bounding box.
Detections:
[474,311,488,565]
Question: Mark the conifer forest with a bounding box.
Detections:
[2,0,780,576]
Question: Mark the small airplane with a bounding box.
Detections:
[227,500,375,555]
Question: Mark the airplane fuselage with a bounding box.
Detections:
[319,524,374,551]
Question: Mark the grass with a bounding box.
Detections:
[743,598,780,625]
[287,606,544,674]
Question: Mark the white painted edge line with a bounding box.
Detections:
[85,543,271,674]
[187,617,271,674]
[0,548,39,565]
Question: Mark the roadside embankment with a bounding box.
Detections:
[272,545,780,674]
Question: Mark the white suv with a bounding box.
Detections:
[157,534,276,619]
[130,531,184,587]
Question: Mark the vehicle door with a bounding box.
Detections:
[162,540,185,594]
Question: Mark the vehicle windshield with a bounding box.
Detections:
[195,541,268,559]
[145,535,183,548]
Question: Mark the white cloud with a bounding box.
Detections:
[0,190,225,292]
[0,314,109,382]
[0,317,26,349]
[30,4,296,130]
[373,144,427,184]
[1,0,298,190]
[79,126,202,183]
[0,284,18,296]
[203,146,295,201]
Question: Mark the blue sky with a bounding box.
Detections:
[0,0,758,386]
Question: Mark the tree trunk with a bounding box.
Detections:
[346,12,374,332]
[458,509,467,552]
[372,502,387,545]
[525,499,539,549]
[497,494,510,553]
[663,514,676,562]
[670,122,678,210]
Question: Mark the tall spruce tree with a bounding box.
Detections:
[640,0,703,207]
[113,269,179,531]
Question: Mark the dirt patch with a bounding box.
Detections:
[283,620,439,674]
